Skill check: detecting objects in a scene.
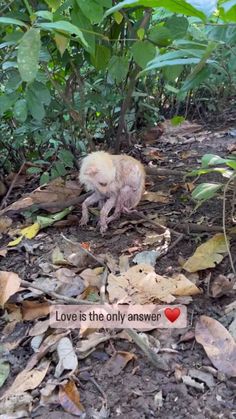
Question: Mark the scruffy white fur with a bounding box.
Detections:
[79,151,145,233]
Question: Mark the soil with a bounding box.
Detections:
[0,127,236,419]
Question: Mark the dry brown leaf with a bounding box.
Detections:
[195,315,236,377]
[0,178,82,216]
[142,191,171,204]
[183,234,228,273]
[1,322,29,351]
[1,360,50,399]
[104,351,137,376]
[0,248,7,257]
[26,331,69,370]
[0,216,12,233]
[77,332,110,359]
[29,319,50,337]
[161,120,202,136]
[59,380,85,416]
[80,268,102,287]
[0,271,21,307]
[21,301,50,320]
[55,337,78,378]
[107,264,200,304]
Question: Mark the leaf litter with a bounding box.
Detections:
[1,123,236,417]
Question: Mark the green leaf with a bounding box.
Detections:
[17,28,41,83]
[54,161,67,176]
[0,93,19,115]
[30,81,51,105]
[37,207,72,228]
[170,115,185,125]
[13,99,28,122]
[148,25,172,47]
[71,7,95,55]
[108,55,129,83]
[91,44,111,70]
[104,0,206,21]
[58,150,75,168]
[26,87,45,121]
[76,0,103,24]
[180,67,210,92]
[0,17,28,28]
[0,362,10,388]
[114,11,123,24]
[45,0,61,10]
[162,65,183,81]
[5,71,22,92]
[192,183,222,201]
[226,160,236,170]
[38,21,88,48]
[165,16,189,39]
[26,167,43,175]
[137,27,145,40]
[34,11,53,21]
[201,154,227,167]
[221,0,236,13]
[131,40,156,68]
[40,172,50,185]
[143,57,201,73]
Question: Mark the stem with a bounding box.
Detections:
[23,0,33,16]
[115,8,152,153]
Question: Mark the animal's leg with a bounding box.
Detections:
[99,195,116,234]
[80,192,101,226]
[106,185,134,224]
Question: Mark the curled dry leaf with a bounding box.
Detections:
[183,234,228,273]
[0,271,21,307]
[107,264,201,304]
[59,380,85,417]
[142,191,171,204]
[1,360,50,399]
[0,249,7,257]
[29,319,50,337]
[77,332,111,359]
[80,268,103,287]
[104,351,137,376]
[55,337,78,378]
[195,315,236,377]
[26,331,69,370]
[21,301,50,321]
[0,178,82,216]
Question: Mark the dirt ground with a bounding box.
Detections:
[0,125,236,418]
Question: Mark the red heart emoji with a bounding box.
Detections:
[164,307,180,323]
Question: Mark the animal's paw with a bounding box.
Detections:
[100,223,108,235]
[79,217,88,227]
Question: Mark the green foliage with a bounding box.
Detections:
[17,28,41,82]
[0,0,236,183]
[189,153,236,203]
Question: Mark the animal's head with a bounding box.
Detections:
[79,151,116,195]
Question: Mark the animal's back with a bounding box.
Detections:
[112,154,145,207]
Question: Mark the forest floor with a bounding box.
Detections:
[0,121,236,418]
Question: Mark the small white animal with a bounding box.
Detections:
[79,151,145,233]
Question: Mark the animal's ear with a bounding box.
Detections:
[84,165,98,176]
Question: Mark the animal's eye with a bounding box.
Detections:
[99,182,107,187]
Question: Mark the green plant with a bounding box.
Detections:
[188,153,236,203]
[1,0,236,183]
